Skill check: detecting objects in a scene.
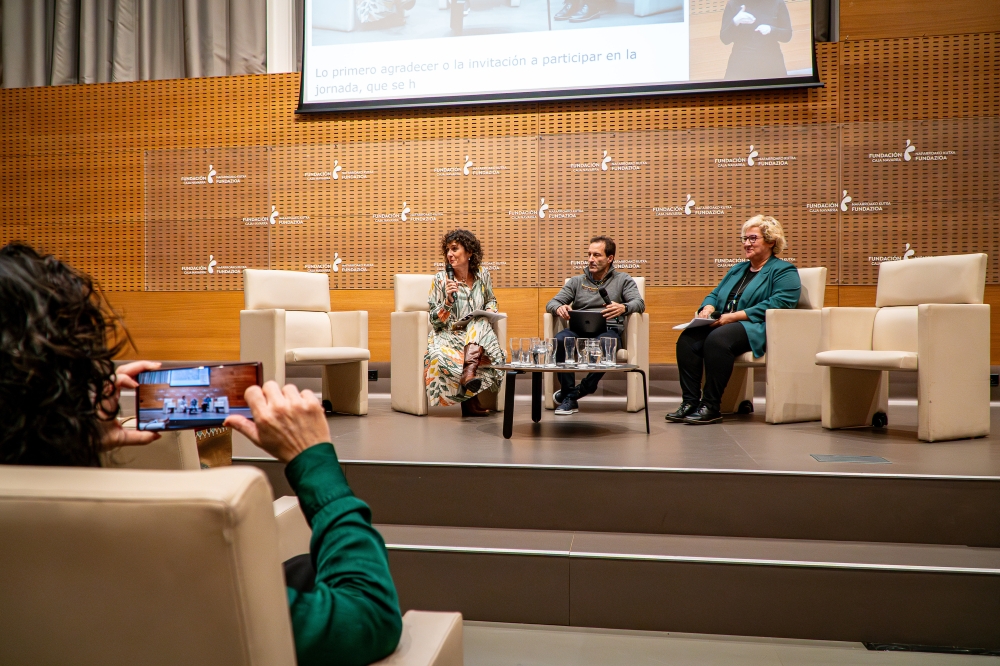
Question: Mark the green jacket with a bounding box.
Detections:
[699,256,801,358]
[285,443,402,666]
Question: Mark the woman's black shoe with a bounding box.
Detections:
[683,404,723,425]
[665,401,699,423]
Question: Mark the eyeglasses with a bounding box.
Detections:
[740,235,761,245]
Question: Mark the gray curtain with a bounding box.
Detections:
[0,0,266,88]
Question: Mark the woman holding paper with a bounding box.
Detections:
[424,229,505,416]
[666,215,800,425]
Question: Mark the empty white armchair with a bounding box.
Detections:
[720,266,828,423]
[391,274,506,416]
[543,277,649,412]
[815,254,989,442]
[241,269,370,416]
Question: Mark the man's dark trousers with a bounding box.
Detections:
[553,327,622,397]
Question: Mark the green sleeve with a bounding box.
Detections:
[284,444,402,666]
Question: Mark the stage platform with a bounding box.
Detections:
[235,395,1000,651]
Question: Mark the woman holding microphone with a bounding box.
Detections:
[424,229,505,416]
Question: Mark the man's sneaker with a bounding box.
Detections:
[554,396,579,415]
[553,385,581,405]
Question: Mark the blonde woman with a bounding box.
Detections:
[667,215,801,425]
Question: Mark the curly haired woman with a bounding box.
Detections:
[424,229,505,416]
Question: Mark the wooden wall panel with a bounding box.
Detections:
[840,0,1000,42]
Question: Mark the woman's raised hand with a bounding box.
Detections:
[445,279,460,305]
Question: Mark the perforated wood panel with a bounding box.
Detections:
[2,37,999,298]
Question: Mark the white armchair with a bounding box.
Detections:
[815,253,989,442]
[390,274,506,416]
[719,266,828,423]
[240,269,370,416]
[0,464,464,666]
[543,277,649,412]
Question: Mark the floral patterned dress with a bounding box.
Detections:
[424,270,505,406]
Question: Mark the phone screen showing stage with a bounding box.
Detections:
[136,363,261,431]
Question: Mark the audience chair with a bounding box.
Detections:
[815,254,989,442]
[390,274,507,416]
[0,465,464,666]
[241,269,369,416]
[719,266,828,423]
[542,277,649,412]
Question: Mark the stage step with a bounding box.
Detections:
[344,462,1000,548]
[378,524,1000,651]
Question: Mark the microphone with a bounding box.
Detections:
[598,287,612,305]
[446,264,455,281]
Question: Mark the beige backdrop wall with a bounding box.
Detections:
[2,31,999,364]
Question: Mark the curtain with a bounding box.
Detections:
[0,0,266,88]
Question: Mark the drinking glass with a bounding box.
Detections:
[531,337,543,365]
[509,337,521,365]
[520,338,533,365]
[589,339,603,366]
[545,338,558,366]
[576,338,589,366]
[602,337,618,366]
[563,337,577,365]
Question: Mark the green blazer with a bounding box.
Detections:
[699,255,801,358]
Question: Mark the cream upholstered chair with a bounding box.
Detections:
[543,277,649,412]
[0,464,463,666]
[390,274,507,416]
[241,269,369,416]
[719,266,828,423]
[103,424,201,470]
[815,253,989,442]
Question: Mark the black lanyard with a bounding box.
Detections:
[725,266,758,313]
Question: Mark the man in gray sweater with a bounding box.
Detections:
[546,236,645,415]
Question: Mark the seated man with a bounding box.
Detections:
[546,236,645,415]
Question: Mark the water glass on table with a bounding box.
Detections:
[563,337,577,366]
[602,337,618,366]
[520,338,533,365]
[509,337,521,366]
[545,338,558,366]
[531,337,543,365]
[576,337,590,366]
[589,339,603,366]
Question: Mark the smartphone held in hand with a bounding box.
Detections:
[135,362,262,431]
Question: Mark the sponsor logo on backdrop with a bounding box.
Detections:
[435,260,509,272]
[434,155,509,177]
[182,253,245,275]
[714,145,796,168]
[304,160,372,181]
[805,200,839,213]
[240,205,308,226]
[869,243,916,265]
[307,252,373,273]
[714,258,749,268]
[570,150,648,173]
[371,201,438,222]
[838,190,891,213]
[571,258,648,270]
[181,164,246,185]
[868,139,956,164]
[653,194,731,217]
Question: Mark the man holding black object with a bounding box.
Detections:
[546,236,645,415]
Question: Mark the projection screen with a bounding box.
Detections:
[299,0,819,111]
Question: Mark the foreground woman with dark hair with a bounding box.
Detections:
[0,243,402,666]
[424,229,505,416]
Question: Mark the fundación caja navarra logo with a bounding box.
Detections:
[653,194,732,217]
[869,243,916,266]
[181,253,246,276]
[508,197,580,220]
[305,252,374,274]
[868,138,956,164]
[372,201,440,222]
[804,191,892,214]
[714,145,796,168]
[242,205,309,226]
[434,155,509,177]
[570,150,648,173]
[180,163,246,185]
[304,159,374,182]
